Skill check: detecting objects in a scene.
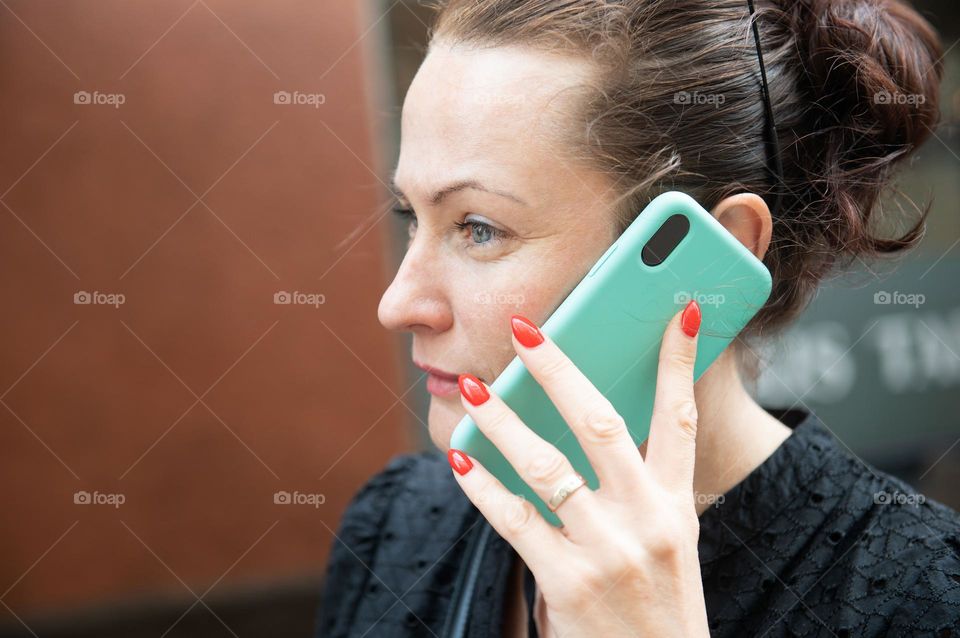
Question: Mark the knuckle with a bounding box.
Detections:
[580,406,627,442]
[674,399,699,437]
[668,346,697,373]
[604,533,646,574]
[483,409,513,436]
[646,530,682,563]
[525,450,567,484]
[610,549,645,583]
[557,564,605,608]
[503,496,539,536]
[643,512,694,562]
[537,353,572,384]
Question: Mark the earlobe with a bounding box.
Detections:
[711,193,772,260]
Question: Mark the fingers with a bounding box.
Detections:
[507,315,646,499]
[457,374,597,535]
[447,448,570,569]
[644,300,701,489]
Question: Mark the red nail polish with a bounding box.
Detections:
[510,315,544,348]
[458,374,489,406]
[681,300,701,337]
[448,448,473,475]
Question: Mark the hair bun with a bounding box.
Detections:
[790,0,942,150]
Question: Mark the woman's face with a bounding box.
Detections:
[378,41,621,451]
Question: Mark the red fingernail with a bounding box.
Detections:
[448,448,473,475]
[458,374,489,406]
[510,315,544,348]
[681,300,701,337]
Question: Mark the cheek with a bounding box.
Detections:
[452,277,561,377]
[429,260,587,449]
[455,296,515,376]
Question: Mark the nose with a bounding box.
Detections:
[378,239,453,335]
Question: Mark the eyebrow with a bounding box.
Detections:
[389,170,529,207]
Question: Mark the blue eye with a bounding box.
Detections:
[391,206,505,248]
[454,218,505,247]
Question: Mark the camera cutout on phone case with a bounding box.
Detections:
[641,213,690,266]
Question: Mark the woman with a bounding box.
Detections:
[315,0,960,636]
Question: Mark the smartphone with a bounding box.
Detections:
[448,191,772,526]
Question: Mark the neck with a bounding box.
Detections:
[685,346,793,516]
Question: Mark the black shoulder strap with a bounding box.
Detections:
[523,561,538,637]
[441,518,494,638]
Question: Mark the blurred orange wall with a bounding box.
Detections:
[0,0,412,622]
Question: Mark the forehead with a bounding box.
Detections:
[394,42,593,194]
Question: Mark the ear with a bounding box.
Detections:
[711,193,772,260]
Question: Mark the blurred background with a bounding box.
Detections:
[0,1,957,636]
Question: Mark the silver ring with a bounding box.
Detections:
[547,473,587,512]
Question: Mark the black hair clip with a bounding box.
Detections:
[747,0,784,217]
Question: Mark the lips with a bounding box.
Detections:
[414,360,463,397]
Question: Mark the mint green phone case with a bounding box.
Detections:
[448,191,772,526]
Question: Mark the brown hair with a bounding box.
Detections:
[425,0,944,337]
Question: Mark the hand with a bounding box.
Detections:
[447,302,710,638]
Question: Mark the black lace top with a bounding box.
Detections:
[313,408,960,637]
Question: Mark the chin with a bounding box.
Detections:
[427,396,466,451]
